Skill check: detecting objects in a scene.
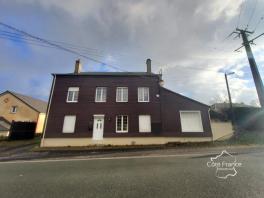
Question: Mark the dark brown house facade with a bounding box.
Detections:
[41,59,212,147]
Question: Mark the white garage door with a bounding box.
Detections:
[180,111,203,132]
[139,115,151,132]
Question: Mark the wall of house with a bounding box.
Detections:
[45,75,162,138]
[211,121,233,140]
[35,113,46,133]
[160,88,212,137]
[0,93,39,122]
[41,137,212,147]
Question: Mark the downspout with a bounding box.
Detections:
[41,74,56,147]
[208,109,213,141]
[158,74,164,135]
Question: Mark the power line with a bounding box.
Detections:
[0,33,108,59]
[0,22,129,72]
[0,30,121,59]
[253,16,264,32]
[236,0,245,28]
[246,0,258,29]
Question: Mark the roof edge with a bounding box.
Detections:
[161,87,209,108]
[0,90,44,113]
[52,72,160,77]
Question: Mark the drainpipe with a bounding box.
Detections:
[41,74,56,147]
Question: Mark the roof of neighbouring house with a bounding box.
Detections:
[0,124,9,131]
[211,102,253,109]
[0,116,11,125]
[0,91,47,113]
[0,116,11,131]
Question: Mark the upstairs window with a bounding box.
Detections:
[95,87,107,102]
[116,115,128,133]
[138,87,149,102]
[10,106,18,113]
[116,87,128,102]
[66,87,79,103]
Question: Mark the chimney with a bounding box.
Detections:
[146,58,151,73]
[74,59,82,74]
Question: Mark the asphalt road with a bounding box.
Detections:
[0,148,264,198]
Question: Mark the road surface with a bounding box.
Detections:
[0,147,264,198]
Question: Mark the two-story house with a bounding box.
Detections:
[41,59,213,147]
[0,90,47,135]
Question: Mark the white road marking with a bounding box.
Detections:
[0,152,223,165]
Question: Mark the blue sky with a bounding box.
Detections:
[0,0,263,106]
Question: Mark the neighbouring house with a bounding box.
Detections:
[41,59,232,147]
[211,102,253,113]
[0,90,47,134]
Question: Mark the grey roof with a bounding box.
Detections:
[1,91,47,113]
[53,72,160,77]
[0,124,9,131]
[211,102,253,109]
[0,117,10,131]
[0,117,11,125]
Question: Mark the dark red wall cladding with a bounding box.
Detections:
[45,74,212,138]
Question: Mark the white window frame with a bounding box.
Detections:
[116,87,128,102]
[62,115,76,133]
[10,106,18,113]
[138,87,149,102]
[95,87,107,102]
[139,115,151,133]
[116,115,128,133]
[179,111,204,132]
[66,87,79,103]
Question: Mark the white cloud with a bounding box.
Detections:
[0,0,263,105]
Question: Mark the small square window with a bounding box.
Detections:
[10,106,17,113]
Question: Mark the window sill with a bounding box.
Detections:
[66,101,78,103]
[116,131,128,133]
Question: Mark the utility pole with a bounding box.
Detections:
[235,28,264,107]
[225,72,236,132]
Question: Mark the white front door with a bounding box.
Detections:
[93,115,104,140]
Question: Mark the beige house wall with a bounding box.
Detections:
[211,121,234,141]
[35,113,46,133]
[0,93,39,122]
[41,137,212,147]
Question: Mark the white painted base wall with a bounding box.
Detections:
[41,137,212,147]
[211,121,234,141]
